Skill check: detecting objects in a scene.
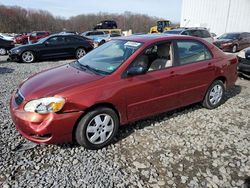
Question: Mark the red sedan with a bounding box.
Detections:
[10,34,238,149]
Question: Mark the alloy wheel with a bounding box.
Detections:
[0,48,7,55]
[22,51,34,63]
[86,114,114,145]
[76,48,86,59]
[209,84,223,105]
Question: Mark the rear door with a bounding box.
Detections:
[172,40,215,106]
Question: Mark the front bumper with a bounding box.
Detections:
[10,92,83,144]
[8,51,22,61]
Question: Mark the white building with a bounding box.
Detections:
[181,0,250,36]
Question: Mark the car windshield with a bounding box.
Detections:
[218,33,240,40]
[77,40,143,75]
[164,30,182,34]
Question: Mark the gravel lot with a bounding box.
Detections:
[0,55,249,188]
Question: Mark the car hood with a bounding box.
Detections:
[215,39,234,43]
[19,64,104,100]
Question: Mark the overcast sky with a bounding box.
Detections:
[0,0,182,22]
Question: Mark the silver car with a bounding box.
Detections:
[164,28,214,43]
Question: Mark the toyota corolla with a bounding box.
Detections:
[10,34,238,149]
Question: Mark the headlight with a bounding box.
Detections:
[24,97,65,114]
[12,49,21,53]
[238,50,246,59]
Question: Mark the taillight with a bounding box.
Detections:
[230,58,238,65]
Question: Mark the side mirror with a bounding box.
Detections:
[238,37,243,41]
[44,41,50,46]
[126,65,147,76]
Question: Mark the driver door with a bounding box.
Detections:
[40,36,67,59]
[123,41,182,121]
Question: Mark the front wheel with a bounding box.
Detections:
[75,107,119,150]
[75,48,86,59]
[0,48,7,55]
[202,80,225,109]
[21,51,35,63]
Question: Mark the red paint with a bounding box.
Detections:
[10,35,238,144]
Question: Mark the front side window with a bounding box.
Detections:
[78,40,143,75]
[130,42,173,72]
[176,41,212,65]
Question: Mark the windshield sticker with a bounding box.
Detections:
[125,41,141,47]
[107,66,116,71]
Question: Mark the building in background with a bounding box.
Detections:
[181,0,250,36]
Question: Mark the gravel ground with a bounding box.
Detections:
[0,55,249,188]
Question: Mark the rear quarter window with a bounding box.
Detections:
[176,41,212,65]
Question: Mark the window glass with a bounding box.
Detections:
[188,30,202,37]
[66,36,81,43]
[78,40,142,75]
[177,41,212,65]
[131,42,173,72]
[200,30,211,38]
[47,36,65,45]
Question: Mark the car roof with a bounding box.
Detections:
[115,34,203,43]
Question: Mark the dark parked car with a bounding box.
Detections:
[9,34,93,63]
[213,32,250,53]
[237,47,250,78]
[10,34,238,149]
[0,38,15,55]
[164,28,214,43]
[94,20,117,30]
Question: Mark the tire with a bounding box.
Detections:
[75,107,119,150]
[99,40,105,46]
[232,45,237,53]
[0,48,7,55]
[202,80,225,109]
[75,48,86,59]
[21,51,35,63]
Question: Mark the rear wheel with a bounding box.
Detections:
[202,80,225,109]
[75,107,119,150]
[99,40,105,46]
[232,45,237,53]
[0,48,7,55]
[75,48,86,59]
[21,51,35,63]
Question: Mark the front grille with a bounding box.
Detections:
[15,90,24,105]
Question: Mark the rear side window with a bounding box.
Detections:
[176,41,212,65]
[188,30,202,37]
[200,30,211,38]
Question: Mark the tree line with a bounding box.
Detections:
[0,5,176,34]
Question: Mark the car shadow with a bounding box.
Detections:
[57,84,242,150]
[0,67,15,74]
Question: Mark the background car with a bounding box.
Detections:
[10,34,238,149]
[29,31,50,43]
[81,31,110,47]
[237,47,250,78]
[9,34,93,63]
[0,38,15,55]
[213,32,250,53]
[93,20,117,30]
[14,33,29,44]
[0,33,14,41]
[164,27,214,43]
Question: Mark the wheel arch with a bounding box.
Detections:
[72,102,121,142]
